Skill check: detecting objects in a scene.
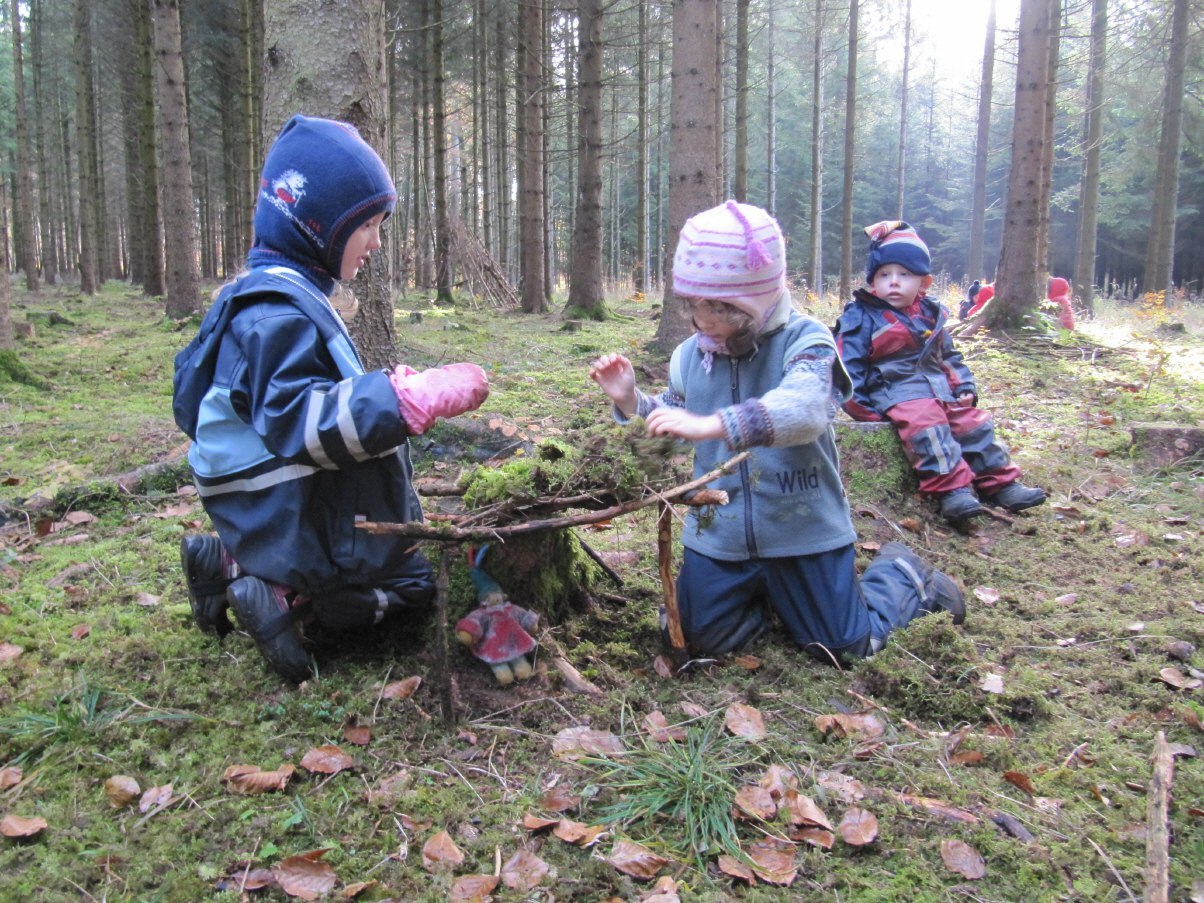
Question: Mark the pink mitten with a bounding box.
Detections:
[390,362,489,434]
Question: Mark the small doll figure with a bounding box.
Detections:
[455,546,539,685]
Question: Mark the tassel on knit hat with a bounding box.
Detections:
[672,200,787,325]
[863,220,931,281]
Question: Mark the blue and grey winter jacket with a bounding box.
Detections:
[834,290,977,421]
[174,266,423,596]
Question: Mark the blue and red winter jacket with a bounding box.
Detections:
[834,289,977,421]
[173,265,425,597]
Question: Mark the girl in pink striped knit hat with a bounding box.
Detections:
[589,201,965,665]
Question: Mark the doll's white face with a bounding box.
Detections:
[870,264,934,310]
[340,213,386,280]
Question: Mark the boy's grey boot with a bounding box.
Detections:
[227,576,312,683]
[939,487,985,524]
[180,534,238,636]
[982,481,1047,513]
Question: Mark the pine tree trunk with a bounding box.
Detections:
[136,0,165,298]
[808,0,824,293]
[517,0,547,313]
[733,0,750,202]
[636,0,650,297]
[967,0,996,282]
[1035,0,1061,276]
[495,7,510,278]
[1141,0,1189,295]
[73,0,99,295]
[1073,0,1106,316]
[11,0,40,291]
[150,0,201,319]
[655,0,720,351]
[993,0,1054,327]
[895,0,912,219]
[567,0,604,318]
[765,3,776,216]
[262,0,395,369]
[838,0,859,302]
[30,0,56,285]
[432,0,454,305]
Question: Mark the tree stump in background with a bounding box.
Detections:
[1129,422,1204,468]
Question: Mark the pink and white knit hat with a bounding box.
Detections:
[672,200,786,323]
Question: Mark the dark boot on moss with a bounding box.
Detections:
[938,487,985,525]
[227,576,312,683]
[180,533,240,637]
[982,481,1047,513]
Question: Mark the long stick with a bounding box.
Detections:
[658,501,686,653]
[1143,731,1173,903]
[358,451,748,543]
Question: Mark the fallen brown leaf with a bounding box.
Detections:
[0,643,23,664]
[551,726,624,759]
[604,838,669,880]
[552,818,605,846]
[300,745,355,775]
[500,848,550,892]
[539,786,580,812]
[273,849,337,901]
[940,838,986,879]
[0,814,48,838]
[643,710,686,743]
[0,767,22,790]
[814,712,885,741]
[734,784,777,821]
[421,829,465,871]
[104,775,141,808]
[716,853,756,883]
[1003,770,1037,796]
[838,807,878,846]
[640,874,681,903]
[521,814,560,832]
[138,784,175,814]
[784,792,832,830]
[746,839,797,885]
[449,874,499,902]
[381,675,423,700]
[221,763,296,794]
[724,703,766,740]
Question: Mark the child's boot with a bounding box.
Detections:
[180,533,240,636]
[875,541,966,625]
[938,487,985,524]
[227,576,312,683]
[982,481,1047,513]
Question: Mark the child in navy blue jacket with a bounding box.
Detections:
[174,115,489,682]
[590,202,965,664]
[835,221,1046,525]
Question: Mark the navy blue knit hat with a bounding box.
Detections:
[864,220,931,281]
[250,115,396,286]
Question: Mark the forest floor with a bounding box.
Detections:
[0,278,1202,903]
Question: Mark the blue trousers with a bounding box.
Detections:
[676,544,929,663]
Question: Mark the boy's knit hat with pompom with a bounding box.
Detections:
[863,220,931,281]
[249,115,396,290]
[672,200,787,326]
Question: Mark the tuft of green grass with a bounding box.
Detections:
[579,717,765,870]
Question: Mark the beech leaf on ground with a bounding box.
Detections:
[941,838,987,879]
[421,829,465,871]
[640,875,681,902]
[642,710,686,743]
[221,763,295,794]
[0,767,22,790]
[604,838,669,880]
[838,807,878,846]
[299,745,355,775]
[539,786,580,812]
[552,818,605,846]
[724,702,767,739]
[814,712,885,741]
[381,675,423,700]
[449,873,499,902]
[734,784,777,821]
[1003,771,1037,797]
[273,849,337,900]
[104,775,141,808]
[717,854,756,883]
[500,848,550,891]
[746,839,797,885]
[1,814,48,837]
[138,784,175,814]
[551,726,624,759]
[785,792,832,830]
[0,642,23,664]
